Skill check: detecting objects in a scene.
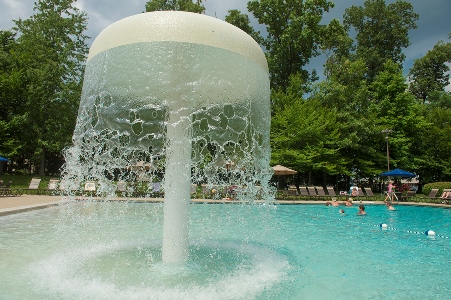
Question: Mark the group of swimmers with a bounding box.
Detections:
[327,198,395,215]
[326,198,353,207]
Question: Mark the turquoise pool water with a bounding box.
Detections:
[0,202,450,299]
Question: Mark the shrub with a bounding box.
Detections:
[422,182,451,196]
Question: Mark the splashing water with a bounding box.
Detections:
[61,12,273,263]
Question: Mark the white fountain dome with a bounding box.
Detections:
[88,11,268,72]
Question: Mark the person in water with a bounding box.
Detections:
[386,202,396,210]
[357,205,366,215]
[339,209,345,214]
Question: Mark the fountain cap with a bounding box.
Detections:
[88,11,268,72]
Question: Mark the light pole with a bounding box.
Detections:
[381,129,393,171]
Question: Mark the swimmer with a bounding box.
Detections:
[386,202,395,210]
[331,198,339,206]
[326,201,332,206]
[357,205,366,215]
[339,209,345,214]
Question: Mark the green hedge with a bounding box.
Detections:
[422,182,451,196]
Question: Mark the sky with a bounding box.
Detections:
[1,0,450,84]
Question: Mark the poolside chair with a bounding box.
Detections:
[29,177,41,189]
[425,189,439,201]
[44,178,60,195]
[152,182,162,197]
[357,188,365,200]
[403,190,416,202]
[438,189,451,204]
[117,181,127,192]
[315,186,327,199]
[21,177,41,195]
[299,186,309,197]
[307,186,318,199]
[363,187,377,200]
[287,186,298,196]
[190,184,197,196]
[47,178,59,190]
[83,181,96,196]
[326,187,336,197]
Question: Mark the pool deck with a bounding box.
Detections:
[0,195,449,216]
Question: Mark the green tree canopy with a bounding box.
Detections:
[408,39,451,103]
[343,0,418,82]
[248,0,334,91]
[145,0,205,13]
[224,9,262,44]
[11,0,89,175]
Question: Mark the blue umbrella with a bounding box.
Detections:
[379,168,416,178]
[0,156,8,162]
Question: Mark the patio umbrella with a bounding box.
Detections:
[272,165,297,189]
[272,165,297,175]
[379,168,416,178]
[0,156,8,162]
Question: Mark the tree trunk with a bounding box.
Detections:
[39,150,46,176]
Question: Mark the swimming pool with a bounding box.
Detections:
[0,202,450,299]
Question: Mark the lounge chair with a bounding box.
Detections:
[116,181,127,196]
[152,182,161,197]
[21,177,41,195]
[363,187,377,200]
[83,181,96,196]
[45,178,60,195]
[315,186,327,199]
[307,186,318,199]
[438,189,451,204]
[299,186,309,197]
[358,188,365,200]
[28,177,41,189]
[190,184,197,196]
[326,187,336,196]
[47,178,59,190]
[424,189,439,202]
[403,190,416,201]
[287,185,298,196]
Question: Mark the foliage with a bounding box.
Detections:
[4,0,89,176]
[343,0,418,82]
[270,91,346,178]
[145,0,205,13]
[224,9,262,44]
[248,0,334,91]
[408,40,451,103]
[415,100,451,183]
[422,182,451,197]
[369,60,428,171]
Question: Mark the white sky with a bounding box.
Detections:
[1,0,450,83]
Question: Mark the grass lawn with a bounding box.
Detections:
[0,175,57,189]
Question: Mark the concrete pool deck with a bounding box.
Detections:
[0,195,449,216]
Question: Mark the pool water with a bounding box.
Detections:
[0,202,450,299]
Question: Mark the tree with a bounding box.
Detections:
[224,9,262,44]
[311,58,383,179]
[0,30,23,161]
[416,97,451,183]
[248,0,334,91]
[369,60,428,171]
[271,86,347,186]
[145,0,205,13]
[408,40,451,103]
[343,0,418,82]
[12,0,89,176]
[320,19,354,78]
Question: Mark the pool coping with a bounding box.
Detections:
[1,195,449,216]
